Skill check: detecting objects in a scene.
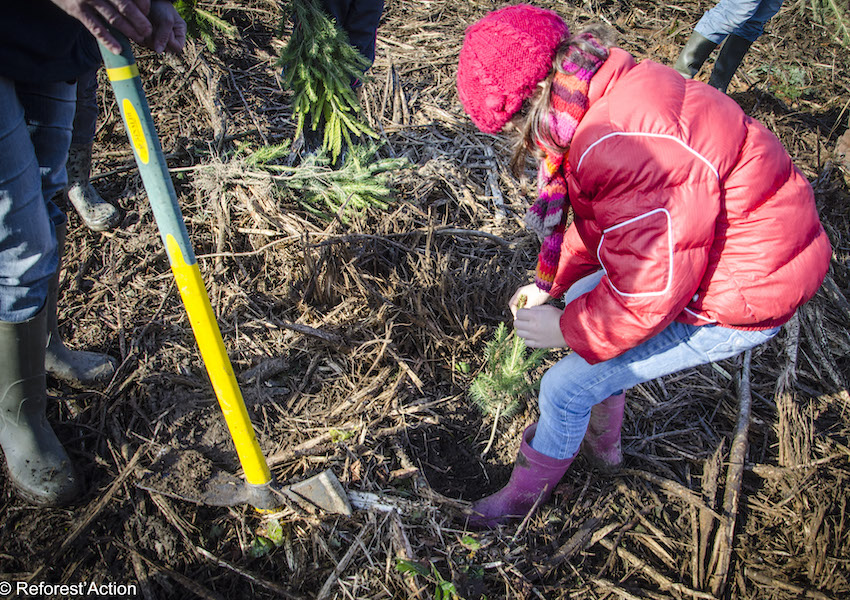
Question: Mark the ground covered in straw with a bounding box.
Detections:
[2,1,849,599]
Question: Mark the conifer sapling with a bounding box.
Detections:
[278,0,378,162]
[469,295,548,455]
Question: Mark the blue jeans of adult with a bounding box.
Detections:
[695,0,785,44]
[530,271,781,460]
[71,67,99,146]
[0,76,75,323]
[321,0,384,65]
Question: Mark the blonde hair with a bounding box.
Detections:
[509,24,615,178]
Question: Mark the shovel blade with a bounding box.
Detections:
[137,465,352,515]
[137,470,251,506]
[280,469,353,516]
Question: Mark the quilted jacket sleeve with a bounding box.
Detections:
[548,223,600,300]
[559,133,722,363]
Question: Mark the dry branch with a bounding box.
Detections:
[119,543,226,600]
[195,545,303,599]
[623,469,722,521]
[708,349,752,597]
[746,567,837,600]
[697,441,724,588]
[316,523,371,600]
[597,537,715,599]
[164,39,227,148]
[543,517,602,578]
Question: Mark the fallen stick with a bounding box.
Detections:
[698,441,724,587]
[746,567,836,600]
[542,517,601,578]
[591,577,647,600]
[708,349,752,597]
[597,537,715,599]
[623,468,722,521]
[116,542,225,600]
[195,546,302,599]
[316,523,371,600]
[390,511,425,599]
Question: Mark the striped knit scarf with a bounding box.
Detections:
[524,34,609,292]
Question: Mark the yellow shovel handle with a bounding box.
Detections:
[166,237,271,486]
[99,36,272,488]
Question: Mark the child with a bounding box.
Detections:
[456,4,831,528]
[674,0,785,92]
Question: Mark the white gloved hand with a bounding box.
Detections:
[514,305,567,349]
[508,283,551,318]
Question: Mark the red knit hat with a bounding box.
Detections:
[457,4,570,134]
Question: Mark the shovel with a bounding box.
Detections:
[97,35,351,516]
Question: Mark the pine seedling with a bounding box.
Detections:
[174,0,238,52]
[245,142,408,220]
[469,296,548,455]
[278,0,378,162]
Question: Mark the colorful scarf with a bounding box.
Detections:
[524,34,609,292]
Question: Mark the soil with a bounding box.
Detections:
[2,1,850,599]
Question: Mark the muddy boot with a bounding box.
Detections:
[674,32,717,79]
[581,391,625,472]
[708,34,752,93]
[0,308,81,505]
[66,142,121,232]
[45,222,117,387]
[469,423,575,528]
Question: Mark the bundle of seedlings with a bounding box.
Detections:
[196,142,408,220]
[278,0,378,161]
[469,296,548,455]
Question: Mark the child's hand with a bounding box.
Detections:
[514,305,567,349]
[509,284,551,317]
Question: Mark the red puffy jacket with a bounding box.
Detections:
[548,49,832,364]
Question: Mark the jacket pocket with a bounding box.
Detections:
[598,208,673,297]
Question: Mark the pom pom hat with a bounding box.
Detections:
[457,4,570,134]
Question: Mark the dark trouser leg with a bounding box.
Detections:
[708,34,753,93]
[674,31,718,79]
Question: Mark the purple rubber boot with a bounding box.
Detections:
[469,423,575,528]
[581,391,626,471]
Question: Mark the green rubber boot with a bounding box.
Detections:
[45,222,117,387]
[708,35,753,93]
[66,142,122,232]
[0,308,81,505]
[674,32,718,79]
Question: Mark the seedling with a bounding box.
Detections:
[396,560,462,600]
[469,295,548,455]
[174,0,237,51]
[278,0,378,161]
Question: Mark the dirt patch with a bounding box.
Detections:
[2,1,850,599]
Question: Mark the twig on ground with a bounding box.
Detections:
[708,349,752,597]
[195,545,303,599]
[316,523,371,600]
[597,537,715,599]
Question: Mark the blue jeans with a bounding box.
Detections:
[321,0,384,64]
[71,67,99,146]
[695,0,785,44]
[530,271,780,459]
[0,76,74,322]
